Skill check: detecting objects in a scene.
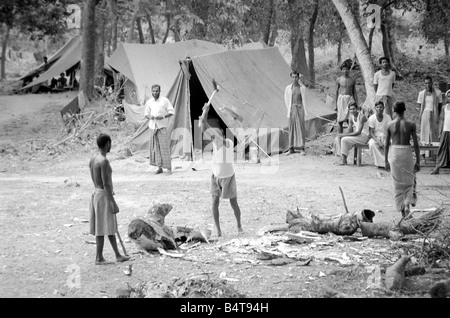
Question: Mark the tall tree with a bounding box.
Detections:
[0,0,65,80]
[95,0,107,87]
[420,0,450,59]
[331,0,375,109]
[81,0,96,100]
[307,0,319,86]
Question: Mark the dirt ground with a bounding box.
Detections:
[0,91,449,299]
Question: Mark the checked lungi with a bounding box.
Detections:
[149,127,172,169]
[289,104,306,149]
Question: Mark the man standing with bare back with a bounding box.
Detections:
[385,102,420,218]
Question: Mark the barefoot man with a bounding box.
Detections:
[385,102,420,218]
[199,103,244,237]
[335,62,359,133]
[89,133,130,265]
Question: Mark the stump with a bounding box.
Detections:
[128,204,178,252]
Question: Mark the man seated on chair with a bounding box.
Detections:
[334,101,370,165]
[368,100,392,169]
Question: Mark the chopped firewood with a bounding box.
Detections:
[384,255,410,291]
[286,232,318,244]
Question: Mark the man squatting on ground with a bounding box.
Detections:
[89,133,130,265]
[374,57,396,118]
[284,70,307,156]
[385,101,420,218]
[199,103,244,237]
[368,100,391,169]
[430,89,450,175]
[144,84,175,175]
[335,62,359,134]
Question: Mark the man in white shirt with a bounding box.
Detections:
[284,71,307,155]
[199,103,244,237]
[417,76,442,148]
[374,57,396,117]
[144,84,175,175]
[368,100,392,169]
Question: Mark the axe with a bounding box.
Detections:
[198,78,220,128]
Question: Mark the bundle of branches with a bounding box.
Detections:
[359,207,445,239]
[417,221,450,266]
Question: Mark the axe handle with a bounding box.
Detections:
[198,89,218,127]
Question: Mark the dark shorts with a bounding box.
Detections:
[210,173,237,199]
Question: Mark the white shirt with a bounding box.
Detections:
[444,104,450,133]
[284,83,307,118]
[417,89,443,112]
[212,138,235,178]
[373,70,395,96]
[144,96,175,130]
[368,113,392,139]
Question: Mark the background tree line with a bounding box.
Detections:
[1,0,449,102]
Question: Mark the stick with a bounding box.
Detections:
[339,186,350,214]
[115,215,128,256]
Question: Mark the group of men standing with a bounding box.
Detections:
[284,56,449,218]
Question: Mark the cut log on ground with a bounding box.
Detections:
[359,207,444,238]
[384,255,410,291]
[286,208,359,236]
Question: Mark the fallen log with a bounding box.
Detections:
[286,208,359,236]
[384,255,410,291]
[359,207,444,238]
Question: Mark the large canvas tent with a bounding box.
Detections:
[129,47,336,158]
[107,39,227,105]
[21,36,113,91]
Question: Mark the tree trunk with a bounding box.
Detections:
[337,37,342,65]
[1,25,10,81]
[331,0,375,110]
[144,8,156,44]
[287,0,309,80]
[307,0,319,87]
[368,26,375,55]
[291,33,310,80]
[162,14,171,43]
[95,0,107,87]
[444,36,449,57]
[136,17,144,43]
[81,0,96,100]
[107,0,118,52]
[127,9,139,42]
[261,0,274,45]
[268,7,278,47]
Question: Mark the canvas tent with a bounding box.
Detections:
[21,36,113,91]
[129,47,336,158]
[107,39,227,106]
[17,36,80,83]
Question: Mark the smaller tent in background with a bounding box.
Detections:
[20,36,113,92]
[129,47,336,159]
[16,36,80,85]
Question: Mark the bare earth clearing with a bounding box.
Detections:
[0,91,449,299]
